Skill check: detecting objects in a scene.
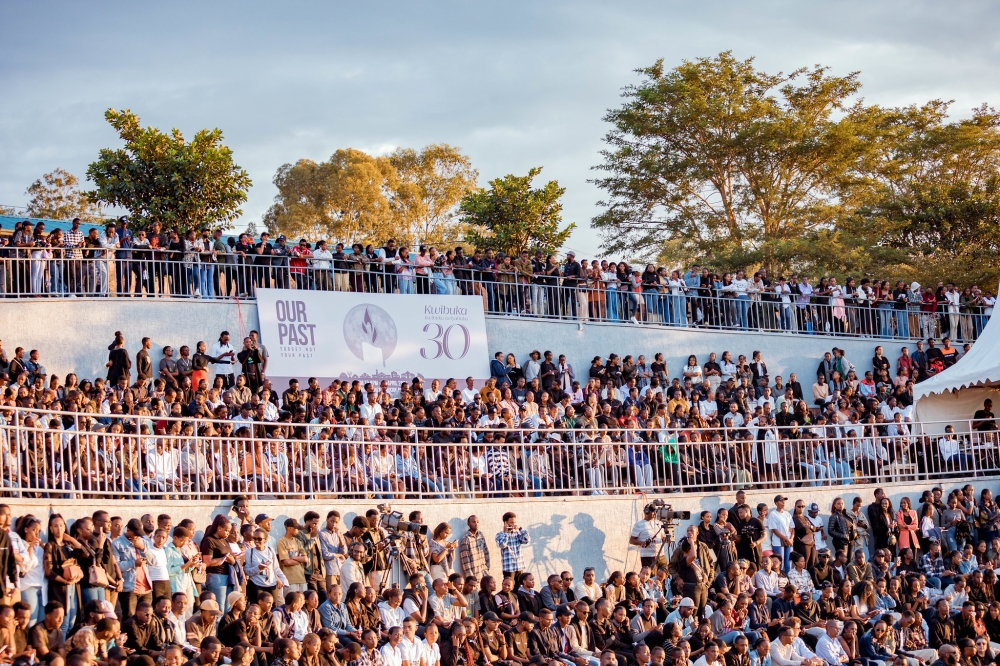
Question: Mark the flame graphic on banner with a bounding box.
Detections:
[362,308,378,345]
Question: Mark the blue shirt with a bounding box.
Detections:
[495,528,529,573]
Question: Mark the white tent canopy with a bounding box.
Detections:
[914,290,1000,433]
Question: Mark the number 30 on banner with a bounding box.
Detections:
[421,323,471,360]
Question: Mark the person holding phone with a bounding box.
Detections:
[244,528,287,605]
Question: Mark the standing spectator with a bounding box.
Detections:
[209,331,237,390]
[457,516,491,582]
[63,217,85,294]
[136,337,153,390]
[94,222,120,295]
[767,496,794,573]
[279,519,309,593]
[107,332,132,384]
[114,217,134,295]
[496,513,529,581]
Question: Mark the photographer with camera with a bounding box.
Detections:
[496,512,530,581]
[631,505,667,569]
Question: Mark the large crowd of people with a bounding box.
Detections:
[1,218,994,341]
[0,324,994,498]
[1,486,1000,666]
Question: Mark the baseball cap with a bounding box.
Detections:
[774,495,788,502]
[808,503,820,512]
[284,518,304,529]
[255,513,272,524]
[227,591,245,608]
[556,605,573,617]
[518,611,536,623]
[199,600,222,614]
[482,611,500,622]
[679,597,695,608]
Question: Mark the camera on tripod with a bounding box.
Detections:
[645,499,690,544]
[644,499,691,523]
[376,504,428,536]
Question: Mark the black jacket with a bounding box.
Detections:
[0,530,17,596]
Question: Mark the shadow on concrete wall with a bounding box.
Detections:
[524,512,608,579]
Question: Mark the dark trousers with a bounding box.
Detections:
[152,580,172,602]
[682,581,708,618]
[118,590,152,619]
[793,542,816,569]
[246,580,275,605]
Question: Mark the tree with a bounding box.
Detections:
[460,167,575,256]
[263,148,398,242]
[842,102,1000,287]
[263,144,477,247]
[25,168,103,222]
[87,108,251,231]
[389,144,478,246]
[591,52,869,274]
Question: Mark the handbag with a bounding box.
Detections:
[89,564,110,588]
[191,563,207,584]
[61,558,83,583]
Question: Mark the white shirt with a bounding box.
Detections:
[312,248,333,270]
[360,402,383,423]
[808,514,828,550]
[421,638,441,666]
[766,509,794,547]
[20,543,45,588]
[939,436,961,459]
[379,601,406,629]
[400,636,423,666]
[815,634,848,666]
[770,638,817,666]
[461,388,478,404]
[147,545,170,581]
[380,643,404,666]
[631,519,662,557]
[757,395,775,412]
[693,657,722,666]
[208,341,236,375]
[574,581,602,602]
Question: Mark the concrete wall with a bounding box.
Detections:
[485,318,908,393]
[4,478,990,581]
[0,299,906,386]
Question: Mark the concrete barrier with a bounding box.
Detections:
[5,478,987,581]
[0,299,905,388]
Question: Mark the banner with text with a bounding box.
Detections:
[255,289,491,391]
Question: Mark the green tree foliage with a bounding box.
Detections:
[263,144,477,247]
[460,167,575,256]
[87,109,251,231]
[844,102,1000,287]
[593,52,1000,287]
[26,168,104,222]
[592,52,866,274]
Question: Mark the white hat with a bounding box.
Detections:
[679,597,695,608]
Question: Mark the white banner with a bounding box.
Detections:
[255,289,491,391]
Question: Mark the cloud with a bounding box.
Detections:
[1,1,999,256]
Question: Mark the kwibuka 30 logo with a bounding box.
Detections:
[342,304,398,366]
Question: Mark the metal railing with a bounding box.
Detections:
[0,406,996,499]
[0,254,990,342]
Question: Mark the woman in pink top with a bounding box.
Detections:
[413,245,434,294]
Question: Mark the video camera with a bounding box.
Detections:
[644,499,691,523]
[376,504,429,536]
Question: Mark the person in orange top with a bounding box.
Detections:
[896,496,920,556]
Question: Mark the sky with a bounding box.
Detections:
[2,1,999,257]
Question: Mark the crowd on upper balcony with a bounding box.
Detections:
[0,218,994,342]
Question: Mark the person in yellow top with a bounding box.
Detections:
[278,519,308,593]
[667,388,691,418]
